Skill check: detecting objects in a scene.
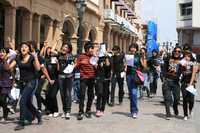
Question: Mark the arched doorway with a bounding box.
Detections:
[62,20,74,44]
[88,29,96,43]
[0,4,5,48]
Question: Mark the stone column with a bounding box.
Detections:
[46,19,53,46]
[110,31,113,51]
[113,32,118,46]
[103,24,111,49]
[22,12,33,42]
[32,15,41,48]
[70,34,78,55]
[4,7,16,49]
[122,36,127,53]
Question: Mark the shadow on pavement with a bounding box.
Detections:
[112,112,131,117]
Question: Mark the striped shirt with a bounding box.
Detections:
[76,53,96,79]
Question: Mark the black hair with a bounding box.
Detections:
[112,45,120,51]
[152,49,158,54]
[27,40,38,51]
[183,44,192,51]
[20,42,31,51]
[172,46,182,59]
[140,47,147,53]
[84,41,93,52]
[62,43,72,53]
[173,46,182,52]
[128,43,138,51]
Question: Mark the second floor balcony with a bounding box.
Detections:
[104,9,137,34]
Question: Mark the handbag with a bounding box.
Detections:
[134,69,145,85]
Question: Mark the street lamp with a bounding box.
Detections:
[75,0,86,54]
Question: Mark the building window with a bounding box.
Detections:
[180,2,192,16]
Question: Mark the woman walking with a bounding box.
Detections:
[8,42,42,130]
[0,48,14,121]
[125,44,146,118]
[58,43,74,120]
[180,50,198,120]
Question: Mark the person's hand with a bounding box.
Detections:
[41,75,45,79]
[43,41,48,47]
[105,58,110,66]
[49,80,55,85]
[31,51,38,59]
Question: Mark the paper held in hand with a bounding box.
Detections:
[63,64,75,74]
[186,85,197,96]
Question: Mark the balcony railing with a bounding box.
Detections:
[104,9,115,21]
[104,9,137,34]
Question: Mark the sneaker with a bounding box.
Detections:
[61,113,66,118]
[1,118,6,122]
[96,111,101,117]
[65,113,70,120]
[189,110,194,118]
[166,116,171,120]
[48,114,53,117]
[14,125,25,131]
[109,102,114,107]
[100,111,104,117]
[118,102,123,106]
[37,114,42,125]
[85,112,92,118]
[9,108,16,114]
[132,113,138,119]
[53,112,59,118]
[77,113,84,120]
[183,116,188,121]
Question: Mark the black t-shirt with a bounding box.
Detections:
[96,56,111,80]
[58,53,74,76]
[16,55,37,82]
[164,57,181,80]
[111,53,125,74]
[45,56,58,80]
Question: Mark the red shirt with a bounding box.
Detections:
[76,53,96,79]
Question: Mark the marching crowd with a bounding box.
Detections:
[0,40,199,131]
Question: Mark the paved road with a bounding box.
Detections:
[0,80,200,133]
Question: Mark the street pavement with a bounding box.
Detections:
[0,79,200,133]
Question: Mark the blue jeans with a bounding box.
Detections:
[19,80,39,125]
[72,79,80,101]
[58,76,72,113]
[126,75,138,114]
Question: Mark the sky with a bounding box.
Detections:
[140,0,177,44]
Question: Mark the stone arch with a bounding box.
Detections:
[0,0,12,6]
[88,26,97,43]
[81,22,90,40]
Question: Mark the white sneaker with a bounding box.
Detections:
[48,114,53,117]
[183,116,188,121]
[189,111,194,118]
[65,113,70,120]
[132,113,138,119]
[61,113,66,118]
[53,112,59,118]
[1,118,5,122]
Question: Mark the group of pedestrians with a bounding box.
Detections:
[0,40,199,131]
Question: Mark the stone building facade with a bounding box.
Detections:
[0,0,145,54]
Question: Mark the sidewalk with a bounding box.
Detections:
[0,80,199,133]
